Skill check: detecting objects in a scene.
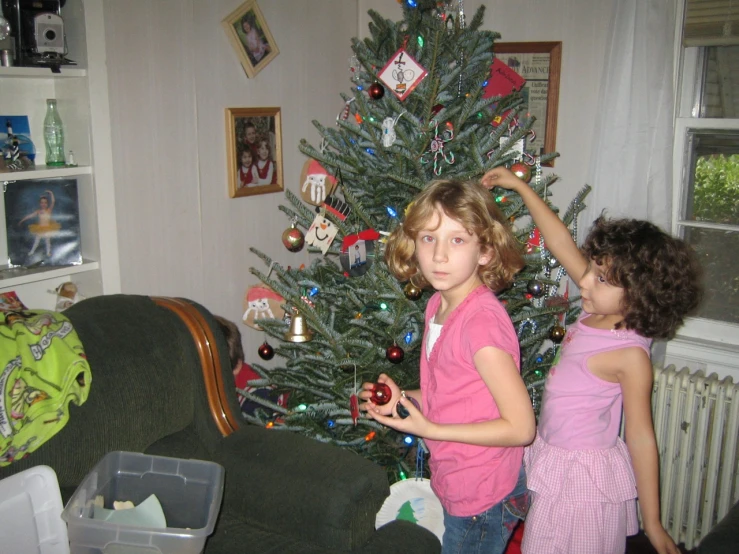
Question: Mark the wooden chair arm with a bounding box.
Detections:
[153,296,240,437]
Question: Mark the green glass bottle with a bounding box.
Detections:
[43,99,66,166]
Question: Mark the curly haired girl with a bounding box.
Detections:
[360,179,534,554]
[482,167,703,554]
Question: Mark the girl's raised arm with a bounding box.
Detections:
[482,167,588,281]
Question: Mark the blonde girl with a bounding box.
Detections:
[361,179,535,554]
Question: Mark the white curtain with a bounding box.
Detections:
[583,0,678,231]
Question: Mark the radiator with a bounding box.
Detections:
[652,365,739,549]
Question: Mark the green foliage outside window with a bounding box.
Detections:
[693,155,739,224]
[690,155,739,323]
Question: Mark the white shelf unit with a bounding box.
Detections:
[0,0,119,310]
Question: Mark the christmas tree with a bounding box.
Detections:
[244,0,588,482]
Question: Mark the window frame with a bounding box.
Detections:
[670,45,739,355]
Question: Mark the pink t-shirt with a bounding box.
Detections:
[421,285,522,517]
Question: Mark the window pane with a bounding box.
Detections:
[685,130,739,226]
[682,226,739,324]
[700,46,739,118]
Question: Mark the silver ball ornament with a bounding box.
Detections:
[527,280,545,298]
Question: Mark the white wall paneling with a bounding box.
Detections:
[104,0,358,361]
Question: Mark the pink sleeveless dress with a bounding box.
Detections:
[521,314,651,554]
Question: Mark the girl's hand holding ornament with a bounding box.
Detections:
[481,166,527,191]
[369,392,433,438]
[359,373,401,417]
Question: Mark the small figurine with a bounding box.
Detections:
[5,136,32,171]
[52,281,83,311]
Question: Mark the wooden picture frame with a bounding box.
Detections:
[222,0,279,79]
[226,107,283,198]
[493,42,562,166]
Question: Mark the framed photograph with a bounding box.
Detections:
[226,107,283,198]
[493,42,562,166]
[222,0,279,79]
[4,178,82,267]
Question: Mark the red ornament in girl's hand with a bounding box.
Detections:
[370,383,392,405]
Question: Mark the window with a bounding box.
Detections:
[678,126,739,324]
[672,31,739,352]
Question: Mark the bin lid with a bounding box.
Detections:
[0,465,70,554]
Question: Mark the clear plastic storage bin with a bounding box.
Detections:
[0,465,70,554]
[61,451,224,554]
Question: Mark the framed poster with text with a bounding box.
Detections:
[493,42,562,166]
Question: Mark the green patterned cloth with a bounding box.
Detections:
[0,310,91,466]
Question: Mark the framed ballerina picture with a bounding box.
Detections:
[222,0,279,79]
[225,107,283,198]
[4,178,82,268]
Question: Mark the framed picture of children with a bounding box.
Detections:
[222,0,279,79]
[4,178,82,268]
[225,107,284,198]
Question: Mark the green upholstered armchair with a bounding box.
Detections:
[0,294,440,553]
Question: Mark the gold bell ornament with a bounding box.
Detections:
[284,309,313,343]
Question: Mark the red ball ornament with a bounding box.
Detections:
[386,344,405,364]
[370,383,392,405]
[368,82,385,100]
[258,341,275,360]
[282,225,305,252]
[510,162,532,183]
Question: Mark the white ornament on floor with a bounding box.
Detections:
[375,478,444,544]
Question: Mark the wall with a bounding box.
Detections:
[103,0,358,360]
[103,0,615,362]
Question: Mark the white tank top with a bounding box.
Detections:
[426,317,443,358]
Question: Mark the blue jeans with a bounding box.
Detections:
[441,466,529,554]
